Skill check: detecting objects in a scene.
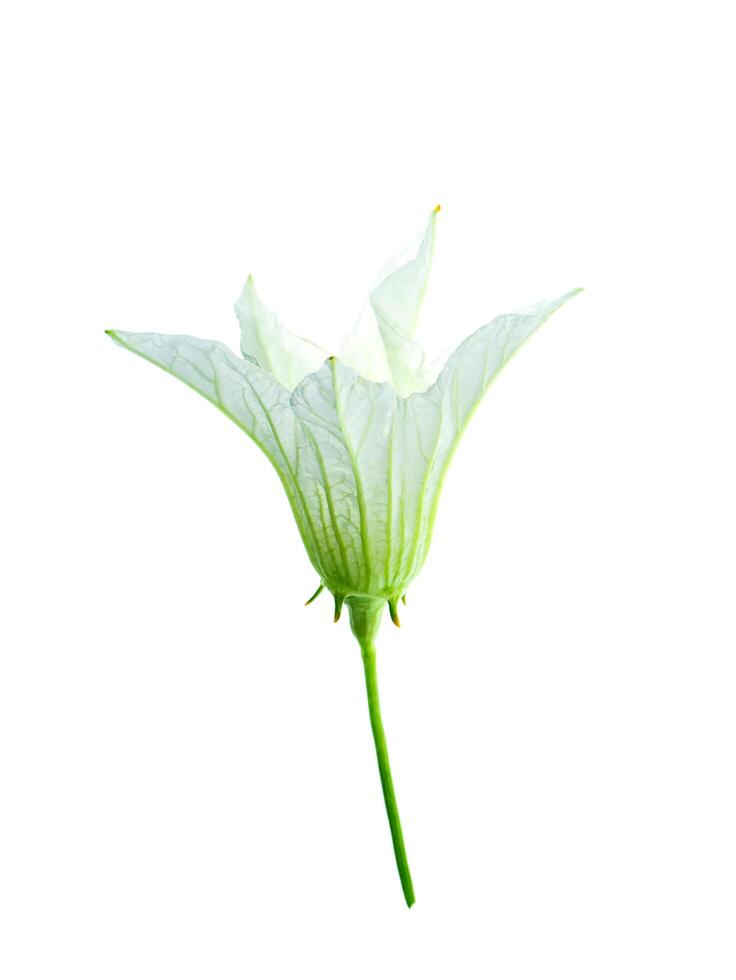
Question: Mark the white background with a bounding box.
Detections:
[1,1,734,977]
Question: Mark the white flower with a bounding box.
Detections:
[107,207,580,905]
[108,208,579,623]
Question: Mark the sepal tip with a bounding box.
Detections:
[304,583,324,606]
[388,598,401,628]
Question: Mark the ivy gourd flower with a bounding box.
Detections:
[106,207,580,906]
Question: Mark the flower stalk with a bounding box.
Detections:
[348,598,414,906]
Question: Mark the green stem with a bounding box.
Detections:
[362,647,416,907]
[347,597,415,907]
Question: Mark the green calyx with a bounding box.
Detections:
[314,587,403,629]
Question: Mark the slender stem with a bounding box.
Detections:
[361,641,415,907]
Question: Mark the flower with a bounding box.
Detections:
[106,207,580,906]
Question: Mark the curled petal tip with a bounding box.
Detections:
[333,595,344,623]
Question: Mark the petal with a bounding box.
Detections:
[234,276,327,391]
[106,329,330,580]
[404,288,583,576]
[429,288,583,431]
[340,208,439,397]
[291,357,401,597]
[370,207,437,341]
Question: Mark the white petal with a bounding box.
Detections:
[404,288,583,575]
[106,329,330,580]
[235,276,327,391]
[290,357,398,596]
[430,289,583,432]
[340,208,439,397]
